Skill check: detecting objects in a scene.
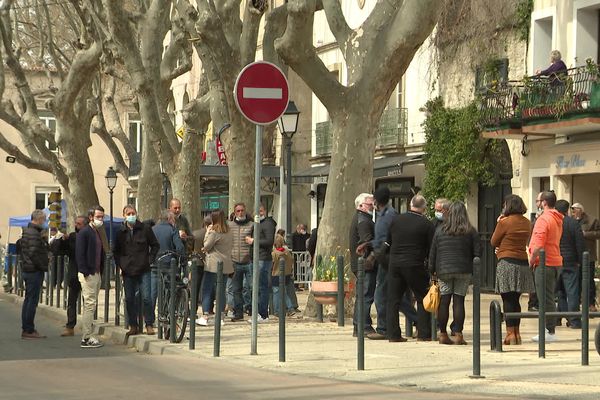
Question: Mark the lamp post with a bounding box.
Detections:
[159,161,169,209]
[277,101,300,244]
[105,167,117,324]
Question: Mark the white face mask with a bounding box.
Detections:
[434,211,444,221]
[92,219,103,228]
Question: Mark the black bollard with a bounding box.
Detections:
[582,251,590,366]
[337,255,345,327]
[430,312,437,341]
[189,260,198,350]
[214,261,224,356]
[62,256,69,309]
[538,249,546,358]
[316,255,323,323]
[279,257,286,362]
[115,262,121,327]
[16,255,23,296]
[48,257,54,306]
[56,256,63,308]
[470,257,484,378]
[169,257,177,343]
[357,256,365,371]
[157,266,163,340]
[104,253,110,323]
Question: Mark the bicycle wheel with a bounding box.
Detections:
[174,288,189,343]
[595,322,600,356]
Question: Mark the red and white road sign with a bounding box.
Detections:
[234,61,289,125]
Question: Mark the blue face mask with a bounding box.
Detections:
[126,215,137,224]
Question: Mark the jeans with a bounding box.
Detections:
[66,277,82,329]
[285,275,299,310]
[21,271,44,333]
[123,271,152,328]
[78,272,101,340]
[232,262,253,318]
[557,266,581,327]
[258,260,272,318]
[272,276,293,315]
[535,266,559,333]
[201,271,226,315]
[353,268,377,332]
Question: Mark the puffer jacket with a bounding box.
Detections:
[228,216,253,264]
[21,223,49,273]
[429,227,480,276]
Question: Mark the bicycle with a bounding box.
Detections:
[155,251,189,343]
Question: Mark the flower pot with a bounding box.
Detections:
[311,281,349,305]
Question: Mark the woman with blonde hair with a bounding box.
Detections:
[197,210,233,326]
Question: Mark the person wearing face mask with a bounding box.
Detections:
[433,198,450,228]
[350,192,377,337]
[227,203,254,322]
[76,206,110,348]
[113,205,159,336]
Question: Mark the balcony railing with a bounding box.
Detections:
[314,107,408,156]
[479,65,600,129]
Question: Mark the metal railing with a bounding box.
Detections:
[292,251,312,285]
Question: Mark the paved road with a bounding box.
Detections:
[0,297,518,400]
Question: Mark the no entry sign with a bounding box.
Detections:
[234,61,289,125]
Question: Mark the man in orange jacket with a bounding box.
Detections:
[529,191,563,343]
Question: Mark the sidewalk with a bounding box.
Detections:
[3,288,600,399]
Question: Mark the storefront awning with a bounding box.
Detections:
[199,164,280,178]
[293,154,423,184]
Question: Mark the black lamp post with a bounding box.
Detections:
[277,101,300,245]
[105,166,117,323]
[159,161,169,209]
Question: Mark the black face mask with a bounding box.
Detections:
[75,227,80,233]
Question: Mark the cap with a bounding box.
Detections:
[374,186,390,205]
[571,202,584,212]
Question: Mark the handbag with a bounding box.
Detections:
[423,280,440,313]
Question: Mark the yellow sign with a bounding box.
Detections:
[176,126,185,140]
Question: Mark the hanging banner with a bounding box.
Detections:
[216,135,227,165]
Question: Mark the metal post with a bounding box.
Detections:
[189,260,198,350]
[337,255,345,327]
[470,257,484,378]
[62,256,68,309]
[104,254,110,322]
[115,263,121,326]
[169,257,177,343]
[582,251,590,366]
[285,136,293,244]
[430,312,437,341]
[316,255,323,323]
[108,187,114,322]
[48,257,54,306]
[56,255,63,308]
[279,257,286,362]
[162,174,169,209]
[538,249,546,358]
[7,255,14,294]
[16,255,23,296]
[137,285,143,333]
[251,124,263,355]
[357,256,365,371]
[489,300,503,352]
[214,261,224,357]
[157,267,163,340]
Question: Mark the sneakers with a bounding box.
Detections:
[196,316,209,326]
[247,316,269,324]
[61,328,75,337]
[81,337,104,348]
[531,329,557,343]
[21,330,47,339]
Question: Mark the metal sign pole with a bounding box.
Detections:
[251,124,263,355]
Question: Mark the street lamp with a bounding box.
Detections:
[277,101,300,245]
[159,161,169,209]
[105,166,117,324]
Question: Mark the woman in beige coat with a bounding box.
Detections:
[197,210,233,326]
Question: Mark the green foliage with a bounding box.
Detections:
[314,247,350,282]
[422,97,500,208]
[515,0,534,42]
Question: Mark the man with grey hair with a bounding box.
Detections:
[387,194,434,342]
[433,198,450,228]
[20,209,49,339]
[349,192,377,337]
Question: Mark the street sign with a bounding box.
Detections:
[234,61,289,125]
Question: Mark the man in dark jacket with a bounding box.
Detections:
[76,206,110,348]
[350,192,376,337]
[556,200,585,328]
[52,215,87,336]
[571,202,600,311]
[20,210,49,339]
[387,195,434,342]
[114,205,159,336]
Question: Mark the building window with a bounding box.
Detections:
[40,115,57,152]
[129,118,143,153]
[35,186,60,210]
[532,16,553,73]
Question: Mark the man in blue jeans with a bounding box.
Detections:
[20,210,49,339]
[228,203,254,321]
[247,204,276,323]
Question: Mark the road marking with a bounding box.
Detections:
[243,88,282,99]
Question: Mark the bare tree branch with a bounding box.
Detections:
[239,0,266,67]
[41,0,66,80]
[322,0,351,58]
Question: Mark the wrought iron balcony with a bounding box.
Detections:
[479,65,600,132]
[314,107,408,156]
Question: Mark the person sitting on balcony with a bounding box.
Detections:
[535,50,567,86]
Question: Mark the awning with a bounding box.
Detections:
[199,164,280,178]
[293,154,423,184]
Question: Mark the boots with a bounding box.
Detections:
[438,332,453,345]
[504,326,517,345]
[125,326,139,337]
[61,327,75,337]
[514,326,522,345]
[452,332,467,345]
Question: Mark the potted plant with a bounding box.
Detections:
[311,248,351,305]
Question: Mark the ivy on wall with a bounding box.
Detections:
[422,97,500,207]
[515,0,534,43]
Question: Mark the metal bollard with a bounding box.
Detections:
[104,253,110,323]
[279,257,286,362]
[214,261,224,356]
[316,302,323,323]
[430,312,437,341]
[56,256,63,308]
[189,260,198,350]
[48,257,54,306]
[115,263,121,326]
[157,267,163,340]
[169,258,177,343]
[62,256,69,309]
[16,255,24,297]
[357,256,365,371]
[337,255,345,327]
[7,255,14,295]
[470,257,484,378]
[538,249,546,358]
[489,300,503,352]
[582,251,590,366]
